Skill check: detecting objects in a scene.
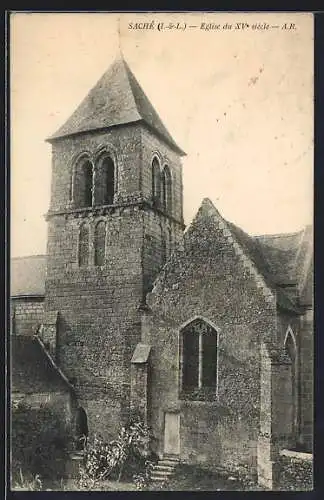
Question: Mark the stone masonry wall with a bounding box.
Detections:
[142,210,183,295]
[145,203,277,476]
[45,208,144,441]
[258,344,273,488]
[45,124,184,442]
[298,308,313,452]
[258,342,293,489]
[12,298,44,336]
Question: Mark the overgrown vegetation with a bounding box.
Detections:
[11,400,72,485]
[77,414,157,490]
[11,404,156,491]
[12,469,43,491]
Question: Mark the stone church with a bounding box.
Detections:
[11,57,313,488]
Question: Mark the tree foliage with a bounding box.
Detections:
[11,400,72,482]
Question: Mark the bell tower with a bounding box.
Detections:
[43,57,186,439]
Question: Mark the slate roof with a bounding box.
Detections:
[227,222,298,312]
[47,57,185,156]
[255,227,313,307]
[254,231,304,284]
[228,223,297,285]
[11,255,46,297]
[228,221,313,311]
[292,225,313,306]
[11,335,69,394]
[299,258,313,306]
[255,232,303,252]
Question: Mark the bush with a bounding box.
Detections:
[78,416,156,489]
[11,400,72,482]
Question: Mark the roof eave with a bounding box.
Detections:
[45,119,144,144]
[46,119,186,157]
[141,121,186,157]
[11,294,45,300]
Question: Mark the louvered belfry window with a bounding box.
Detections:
[162,165,172,213]
[100,156,115,205]
[152,157,161,203]
[72,157,93,208]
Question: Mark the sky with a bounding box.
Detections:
[10,12,313,258]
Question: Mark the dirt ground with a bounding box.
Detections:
[12,464,261,491]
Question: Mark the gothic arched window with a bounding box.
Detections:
[81,160,93,208]
[94,221,106,266]
[162,165,172,212]
[69,171,73,202]
[78,223,89,267]
[74,158,93,208]
[103,157,115,205]
[181,319,218,400]
[152,157,161,204]
[95,155,115,205]
[284,328,298,441]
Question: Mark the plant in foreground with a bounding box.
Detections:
[78,416,155,489]
[13,469,43,491]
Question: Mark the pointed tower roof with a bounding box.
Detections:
[47,57,185,156]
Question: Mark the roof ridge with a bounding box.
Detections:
[254,231,303,239]
[11,254,46,261]
[118,58,141,119]
[122,59,141,118]
[124,60,186,155]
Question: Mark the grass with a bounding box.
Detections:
[63,479,138,491]
[12,478,138,491]
[12,464,261,491]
